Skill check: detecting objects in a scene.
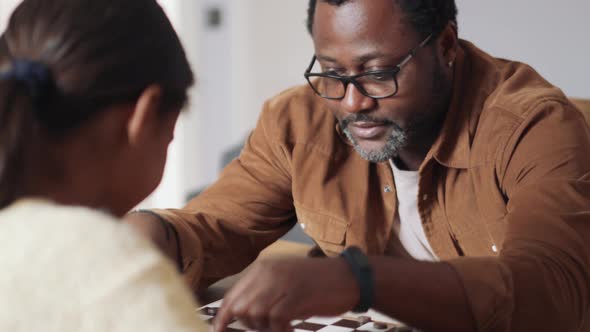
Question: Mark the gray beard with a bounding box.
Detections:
[340,114,408,163]
[341,61,447,164]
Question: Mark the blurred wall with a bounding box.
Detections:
[196,0,313,191]
[144,0,203,208]
[456,0,590,99]
[0,0,19,30]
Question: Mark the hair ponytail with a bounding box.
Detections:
[0,77,39,208]
[0,57,55,207]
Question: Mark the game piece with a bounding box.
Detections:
[372,321,388,329]
[206,307,218,316]
[332,319,362,328]
[358,315,371,326]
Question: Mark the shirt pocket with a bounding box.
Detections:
[294,202,348,256]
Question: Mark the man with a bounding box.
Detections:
[126,1,590,331]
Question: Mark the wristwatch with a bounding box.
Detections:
[339,246,374,313]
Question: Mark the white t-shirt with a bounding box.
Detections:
[0,199,206,332]
[389,160,438,261]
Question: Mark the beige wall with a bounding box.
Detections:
[230,0,313,136]
[0,0,19,31]
[193,0,312,192]
[456,0,590,99]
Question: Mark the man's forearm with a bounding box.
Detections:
[124,211,181,268]
[370,257,475,332]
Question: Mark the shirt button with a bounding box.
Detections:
[384,185,392,193]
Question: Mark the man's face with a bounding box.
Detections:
[311,0,451,162]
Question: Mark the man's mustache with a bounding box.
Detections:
[340,114,403,132]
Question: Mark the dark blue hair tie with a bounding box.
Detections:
[0,59,54,104]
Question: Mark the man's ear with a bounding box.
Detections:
[127,84,162,146]
[436,22,459,67]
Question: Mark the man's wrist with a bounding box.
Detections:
[126,210,184,272]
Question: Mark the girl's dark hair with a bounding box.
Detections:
[0,0,194,208]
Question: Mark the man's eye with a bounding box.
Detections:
[322,69,344,76]
[368,73,391,82]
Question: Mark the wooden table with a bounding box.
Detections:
[199,240,311,303]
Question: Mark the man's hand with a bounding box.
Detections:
[213,257,360,332]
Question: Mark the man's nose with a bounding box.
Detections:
[340,82,376,114]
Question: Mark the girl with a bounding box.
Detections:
[0,0,206,331]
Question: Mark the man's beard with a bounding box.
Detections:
[340,114,407,163]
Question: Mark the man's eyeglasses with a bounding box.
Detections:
[304,34,432,100]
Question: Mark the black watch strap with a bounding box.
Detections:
[340,246,374,313]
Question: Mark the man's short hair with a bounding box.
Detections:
[306,0,458,38]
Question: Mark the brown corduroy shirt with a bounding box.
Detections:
[155,40,590,332]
